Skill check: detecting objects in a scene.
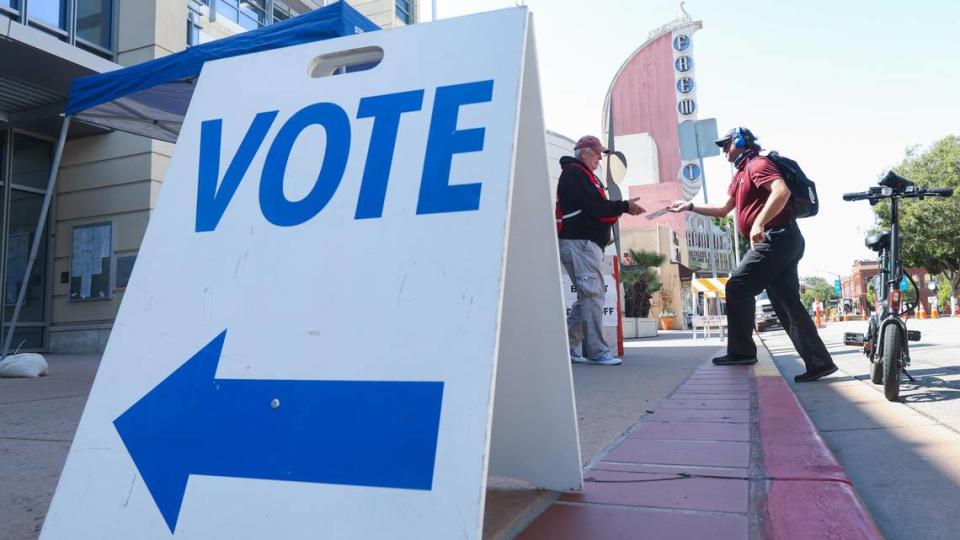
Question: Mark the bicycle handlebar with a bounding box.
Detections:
[843,185,953,202]
[842,191,872,201]
[927,187,954,197]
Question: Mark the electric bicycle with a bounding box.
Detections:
[842,171,953,401]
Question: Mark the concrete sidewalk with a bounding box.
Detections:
[1,331,881,539]
[0,355,100,539]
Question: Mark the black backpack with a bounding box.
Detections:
[763,151,819,218]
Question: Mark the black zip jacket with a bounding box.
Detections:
[556,156,629,248]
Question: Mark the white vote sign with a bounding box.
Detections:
[42,8,581,540]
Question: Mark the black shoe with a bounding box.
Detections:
[712,354,758,365]
[794,364,839,383]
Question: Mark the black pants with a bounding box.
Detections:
[725,221,833,369]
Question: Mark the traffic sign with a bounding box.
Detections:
[678,118,720,161]
[42,9,581,539]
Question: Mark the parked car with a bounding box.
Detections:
[755,291,780,332]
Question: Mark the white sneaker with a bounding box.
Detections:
[571,354,588,364]
[587,353,622,366]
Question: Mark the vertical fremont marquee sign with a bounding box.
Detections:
[670,11,705,202]
[41,8,582,539]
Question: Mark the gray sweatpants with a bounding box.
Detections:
[559,239,610,359]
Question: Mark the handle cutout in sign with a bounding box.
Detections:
[309,47,384,78]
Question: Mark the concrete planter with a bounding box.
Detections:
[622,317,638,339]
[623,318,659,338]
[636,318,658,338]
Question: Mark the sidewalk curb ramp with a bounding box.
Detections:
[754,337,884,540]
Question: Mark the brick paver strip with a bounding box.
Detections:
[563,468,749,513]
[669,393,752,400]
[596,461,750,479]
[660,398,750,410]
[517,504,749,540]
[644,409,749,423]
[605,439,750,468]
[629,421,750,442]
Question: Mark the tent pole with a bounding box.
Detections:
[2,116,71,359]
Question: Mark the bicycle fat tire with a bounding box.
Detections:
[882,326,901,401]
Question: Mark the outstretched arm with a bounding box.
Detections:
[667,195,735,218]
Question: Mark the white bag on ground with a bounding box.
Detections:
[0,353,49,378]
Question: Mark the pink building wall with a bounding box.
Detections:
[608,32,687,234]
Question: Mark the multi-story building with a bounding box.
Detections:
[0,0,417,353]
[842,259,932,315]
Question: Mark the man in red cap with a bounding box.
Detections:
[557,135,645,366]
[667,127,836,382]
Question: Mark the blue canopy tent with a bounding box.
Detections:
[67,0,378,143]
[3,1,379,357]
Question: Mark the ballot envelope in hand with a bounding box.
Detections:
[644,207,670,220]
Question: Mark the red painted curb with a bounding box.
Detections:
[755,375,883,539]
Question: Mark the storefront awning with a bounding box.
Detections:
[692,277,727,298]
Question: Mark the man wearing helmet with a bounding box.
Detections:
[668,127,837,382]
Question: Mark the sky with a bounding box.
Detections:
[427,0,960,281]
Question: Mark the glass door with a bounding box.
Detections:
[0,131,52,352]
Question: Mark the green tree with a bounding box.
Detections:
[873,135,960,293]
[712,216,749,259]
[800,276,837,311]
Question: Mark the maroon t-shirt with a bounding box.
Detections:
[727,155,794,234]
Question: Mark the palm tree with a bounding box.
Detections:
[622,250,665,318]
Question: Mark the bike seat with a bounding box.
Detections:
[865,231,890,252]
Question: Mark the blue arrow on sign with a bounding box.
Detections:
[113,330,444,533]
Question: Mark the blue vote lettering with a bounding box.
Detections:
[355,90,425,220]
[195,111,278,232]
[417,80,493,215]
[194,80,494,233]
[260,103,351,227]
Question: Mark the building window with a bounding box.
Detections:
[76,0,112,49]
[187,18,200,46]
[70,223,112,301]
[187,9,202,46]
[28,0,68,30]
[395,0,414,24]
[115,255,136,289]
[239,0,266,30]
[7,0,114,57]
[217,0,240,23]
[218,0,303,28]
[273,0,298,22]
[0,0,20,15]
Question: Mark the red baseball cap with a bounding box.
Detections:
[574,135,610,154]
